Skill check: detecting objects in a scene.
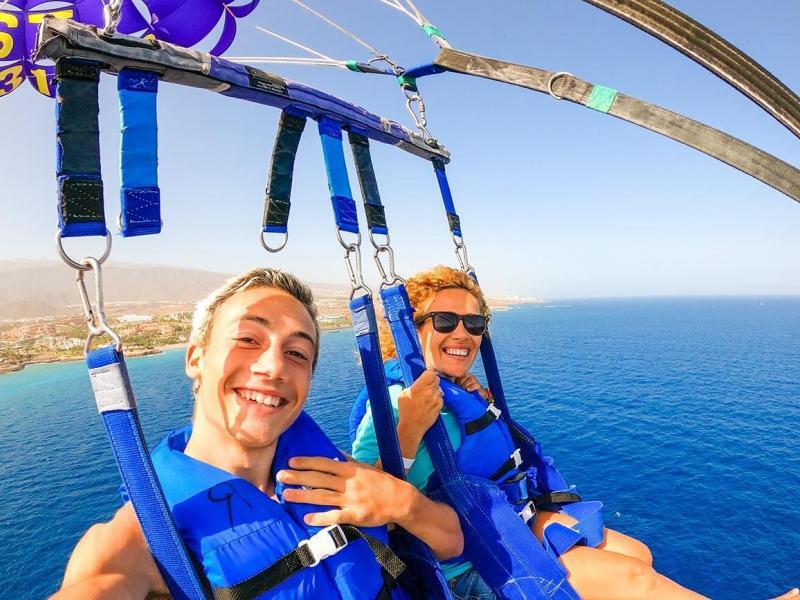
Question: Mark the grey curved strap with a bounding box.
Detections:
[581,0,800,139]
[433,48,800,204]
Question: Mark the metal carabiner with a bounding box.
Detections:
[451,232,476,276]
[373,244,405,288]
[76,257,122,354]
[343,243,373,299]
[101,0,123,36]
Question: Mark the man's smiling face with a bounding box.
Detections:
[186,286,317,448]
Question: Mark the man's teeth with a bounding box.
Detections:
[240,390,282,407]
[444,348,469,357]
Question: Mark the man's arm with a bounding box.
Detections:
[277,456,464,560]
[52,503,167,600]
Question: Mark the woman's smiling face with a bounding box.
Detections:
[417,287,484,379]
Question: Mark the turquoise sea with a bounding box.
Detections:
[1,297,798,599]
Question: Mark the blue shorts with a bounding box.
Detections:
[448,567,496,600]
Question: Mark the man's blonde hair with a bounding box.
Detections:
[379,265,490,361]
[191,268,321,369]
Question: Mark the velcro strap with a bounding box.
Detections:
[120,187,161,236]
[58,176,105,237]
[364,203,387,232]
[446,212,461,235]
[332,195,359,234]
[263,111,306,232]
[534,491,583,507]
[213,525,405,600]
[490,448,523,482]
[464,402,502,435]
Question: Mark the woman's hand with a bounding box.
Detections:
[455,373,491,401]
[396,369,443,460]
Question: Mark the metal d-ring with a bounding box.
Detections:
[260,230,289,253]
[55,228,112,271]
[547,71,573,101]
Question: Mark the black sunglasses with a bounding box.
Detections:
[414,311,490,336]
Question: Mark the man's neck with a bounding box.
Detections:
[184,418,278,495]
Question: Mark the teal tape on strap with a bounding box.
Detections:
[422,23,445,40]
[345,60,361,72]
[586,85,618,113]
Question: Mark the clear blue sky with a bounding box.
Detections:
[2,0,798,298]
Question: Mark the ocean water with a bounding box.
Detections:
[1,297,798,599]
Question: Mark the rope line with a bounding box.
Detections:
[253,24,335,61]
[289,0,383,55]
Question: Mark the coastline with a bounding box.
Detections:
[0,322,354,376]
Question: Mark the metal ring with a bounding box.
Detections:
[55,228,112,271]
[368,229,390,250]
[547,71,573,101]
[335,227,361,251]
[260,230,289,253]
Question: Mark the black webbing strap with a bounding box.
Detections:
[55,58,106,237]
[489,449,523,482]
[464,403,502,435]
[534,491,583,507]
[347,132,388,235]
[262,111,307,234]
[213,525,405,600]
[582,0,800,139]
[433,48,800,204]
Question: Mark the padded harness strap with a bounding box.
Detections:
[348,132,388,236]
[213,525,405,600]
[87,346,207,600]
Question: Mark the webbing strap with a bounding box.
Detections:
[350,294,407,480]
[86,346,206,600]
[263,111,307,234]
[377,285,462,485]
[431,159,461,237]
[464,403,501,435]
[348,132,388,235]
[118,68,161,237]
[213,525,404,600]
[318,117,359,234]
[582,0,800,139]
[541,500,605,560]
[433,48,800,203]
[55,58,105,238]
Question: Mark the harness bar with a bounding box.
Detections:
[36,17,450,163]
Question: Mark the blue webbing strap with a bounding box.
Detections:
[431,158,461,238]
[263,111,307,234]
[118,69,162,237]
[318,117,359,234]
[379,285,574,600]
[347,132,388,236]
[86,345,206,599]
[55,59,105,238]
[350,294,406,479]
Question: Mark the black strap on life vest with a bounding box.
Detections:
[490,449,523,482]
[534,491,583,507]
[464,403,502,435]
[212,525,405,600]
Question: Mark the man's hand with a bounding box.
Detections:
[454,373,490,401]
[278,457,412,528]
[278,456,464,560]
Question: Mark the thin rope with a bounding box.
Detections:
[0,0,12,12]
[253,24,335,60]
[399,0,425,23]
[376,0,422,24]
[289,0,383,55]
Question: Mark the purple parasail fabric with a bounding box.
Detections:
[144,0,258,55]
[0,0,148,98]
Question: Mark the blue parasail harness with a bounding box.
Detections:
[151,412,408,600]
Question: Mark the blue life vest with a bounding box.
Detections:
[349,360,604,562]
[151,411,408,599]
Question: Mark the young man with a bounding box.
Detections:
[54,268,463,599]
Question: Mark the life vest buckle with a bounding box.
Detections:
[518,500,536,524]
[487,403,502,420]
[299,524,349,567]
